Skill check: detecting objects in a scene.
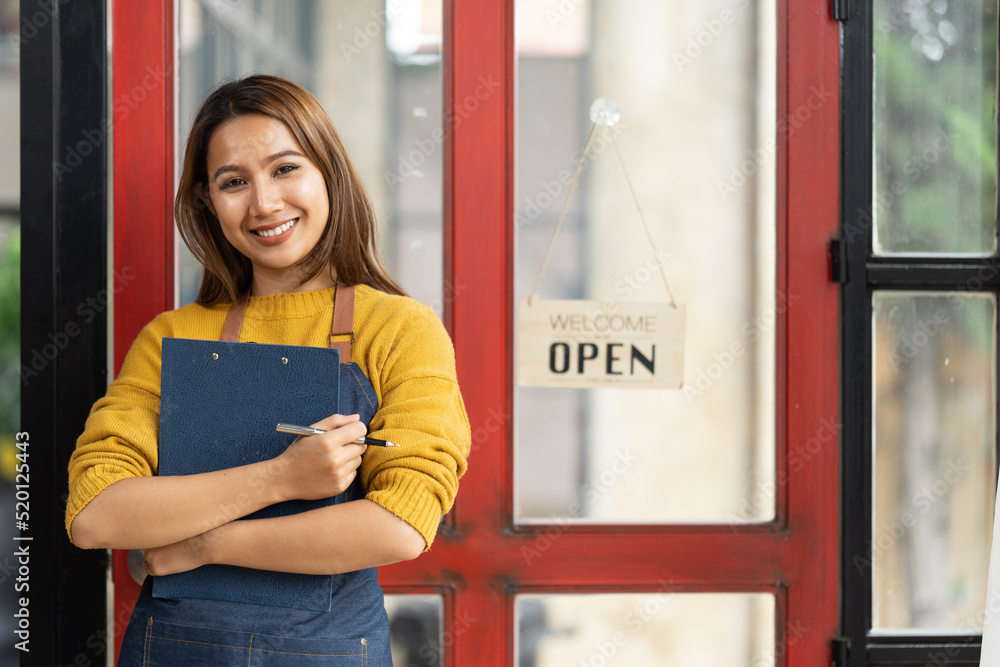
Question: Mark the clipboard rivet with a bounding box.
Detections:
[281,357,288,365]
[211,353,219,360]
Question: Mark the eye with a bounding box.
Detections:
[275,164,300,176]
[219,177,247,190]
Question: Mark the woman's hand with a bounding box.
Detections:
[143,528,218,576]
[273,413,368,502]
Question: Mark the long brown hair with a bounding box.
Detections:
[175,74,405,304]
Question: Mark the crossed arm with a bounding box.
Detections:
[70,413,426,576]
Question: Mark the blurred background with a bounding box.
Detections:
[3,0,1000,664]
[870,0,997,633]
[1,0,18,664]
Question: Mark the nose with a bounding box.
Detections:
[249,179,283,218]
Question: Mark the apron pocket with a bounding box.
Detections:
[142,618,368,666]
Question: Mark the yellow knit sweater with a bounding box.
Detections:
[66,284,471,549]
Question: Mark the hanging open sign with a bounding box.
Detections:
[517,299,684,389]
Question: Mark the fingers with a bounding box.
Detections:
[143,547,168,576]
[312,417,368,449]
[279,416,368,500]
[330,445,367,467]
[311,413,363,432]
[314,450,364,496]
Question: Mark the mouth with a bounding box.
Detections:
[251,218,298,238]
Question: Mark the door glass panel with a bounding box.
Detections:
[514,0,777,523]
[177,0,444,312]
[516,592,775,666]
[872,0,998,256]
[872,292,996,630]
[385,594,443,666]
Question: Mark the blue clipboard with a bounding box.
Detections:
[152,337,341,611]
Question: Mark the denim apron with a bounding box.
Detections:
[117,285,392,666]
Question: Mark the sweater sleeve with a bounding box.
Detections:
[65,316,166,543]
[359,302,471,550]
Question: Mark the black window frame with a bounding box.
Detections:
[19,0,109,663]
[840,1,999,665]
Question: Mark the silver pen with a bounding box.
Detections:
[276,422,399,447]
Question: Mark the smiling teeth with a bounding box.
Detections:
[254,219,297,237]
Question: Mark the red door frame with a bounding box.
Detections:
[110,0,174,658]
[110,0,840,663]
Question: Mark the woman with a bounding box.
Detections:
[66,74,471,665]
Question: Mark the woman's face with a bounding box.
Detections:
[203,113,332,292]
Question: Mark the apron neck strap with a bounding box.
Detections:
[329,283,354,363]
[219,284,355,364]
[220,293,248,342]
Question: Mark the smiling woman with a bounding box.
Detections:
[174,75,406,306]
[202,114,333,294]
[65,74,471,666]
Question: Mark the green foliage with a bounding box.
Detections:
[873,0,998,255]
[0,225,19,436]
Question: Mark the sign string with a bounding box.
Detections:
[610,132,677,307]
[528,123,598,305]
[527,120,678,308]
